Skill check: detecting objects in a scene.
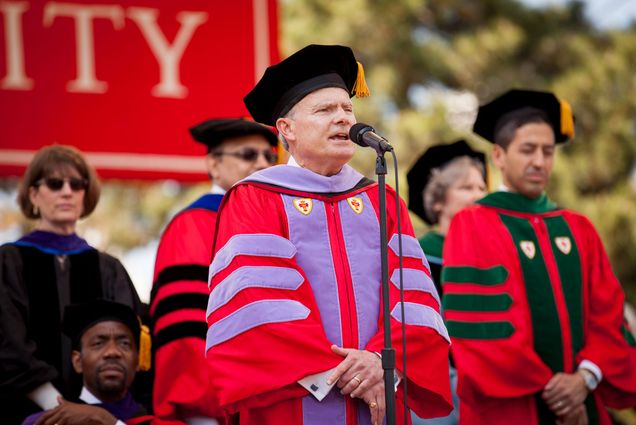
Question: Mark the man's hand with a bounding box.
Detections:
[556,403,588,425]
[358,378,386,425]
[542,372,589,417]
[327,345,385,425]
[34,397,118,425]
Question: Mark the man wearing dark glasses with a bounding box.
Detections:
[150,118,278,425]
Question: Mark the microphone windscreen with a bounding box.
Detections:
[349,123,374,146]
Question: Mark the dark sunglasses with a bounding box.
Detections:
[214,148,277,164]
[35,177,88,192]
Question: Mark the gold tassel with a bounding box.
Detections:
[560,100,575,139]
[138,323,152,372]
[352,62,370,98]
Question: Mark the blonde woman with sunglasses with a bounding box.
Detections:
[0,144,143,425]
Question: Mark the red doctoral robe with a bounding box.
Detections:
[205,164,452,425]
[443,191,636,425]
[151,194,225,424]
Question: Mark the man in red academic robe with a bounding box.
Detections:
[150,118,277,425]
[205,44,453,425]
[442,89,636,425]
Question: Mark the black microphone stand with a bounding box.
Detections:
[375,152,396,425]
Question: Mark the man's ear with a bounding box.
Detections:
[205,153,219,181]
[492,144,505,170]
[276,118,294,143]
[71,350,83,374]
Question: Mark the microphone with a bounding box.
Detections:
[349,123,393,154]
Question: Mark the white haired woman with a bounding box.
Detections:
[407,140,487,425]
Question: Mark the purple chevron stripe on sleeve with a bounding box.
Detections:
[390,268,440,307]
[206,299,310,349]
[390,302,449,343]
[207,266,304,316]
[209,234,297,282]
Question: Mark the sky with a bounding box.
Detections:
[521,0,636,29]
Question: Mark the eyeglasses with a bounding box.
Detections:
[35,177,88,192]
[213,148,277,164]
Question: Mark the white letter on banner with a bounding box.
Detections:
[43,2,124,94]
[0,1,33,90]
[127,7,207,99]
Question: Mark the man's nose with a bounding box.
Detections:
[334,107,354,125]
[103,340,123,357]
[531,151,546,167]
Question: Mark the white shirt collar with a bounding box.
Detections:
[287,155,301,168]
[79,386,102,404]
[210,184,226,195]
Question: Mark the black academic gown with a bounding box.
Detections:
[0,231,142,425]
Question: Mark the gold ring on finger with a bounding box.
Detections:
[369,401,378,408]
[352,375,362,385]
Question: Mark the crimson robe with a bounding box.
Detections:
[443,191,636,425]
[206,164,453,425]
[150,194,225,424]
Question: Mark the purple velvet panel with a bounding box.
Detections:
[207,266,304,316]
[390,268,440,307]
[209,233,297,280]
[245,164,364,194]
[301,390,346,425]
[390,302,450,343]
[337,191,381,349]
[388,234,431,271]
[281,194,343,346]
[205,299,310,350]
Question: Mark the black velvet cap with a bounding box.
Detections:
[189,118,278,151]
[244,44,369,126]
[473,89,575,144]
[407,140,486,224]
[62,299,140,348]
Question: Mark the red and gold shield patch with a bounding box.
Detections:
[293,198,313,215]
[555,237,572,255]
[346,197,364,214]
[520,240,536,259]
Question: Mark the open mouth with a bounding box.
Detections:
[329,132,350,142]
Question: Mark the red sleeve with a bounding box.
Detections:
[364,189,453,419]
[206,184,344,413]
[442,207,553,405]
[571,214,636,408]
[151,208,224,424]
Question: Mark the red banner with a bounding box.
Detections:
[0,0,279,180]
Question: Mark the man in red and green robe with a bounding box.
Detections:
[443,89,636,425]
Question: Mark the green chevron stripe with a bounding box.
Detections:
[444,293,512,312]
[446,320,514,339]
[442,265,508,286]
